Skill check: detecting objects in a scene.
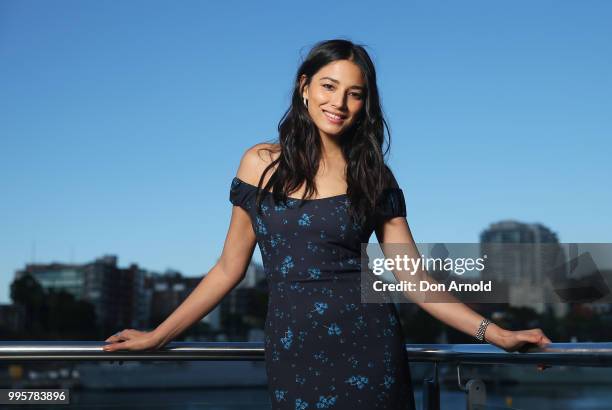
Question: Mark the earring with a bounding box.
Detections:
[303,97,308,108]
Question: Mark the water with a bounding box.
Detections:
[9,385,612,409]
[6,362,612,409]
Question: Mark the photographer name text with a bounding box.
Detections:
[373,280,493,292]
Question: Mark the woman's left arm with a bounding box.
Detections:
[374,215,553,354]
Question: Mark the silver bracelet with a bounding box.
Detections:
[475,318,491,342]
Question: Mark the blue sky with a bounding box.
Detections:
[1,0,610,303]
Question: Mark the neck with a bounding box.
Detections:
[318,131,343,163]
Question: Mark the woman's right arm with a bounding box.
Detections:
[153,202,257,348]
[103,147,261,352]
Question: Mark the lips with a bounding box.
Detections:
[323,110,346,122]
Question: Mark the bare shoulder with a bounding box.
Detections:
[236,142,281,186]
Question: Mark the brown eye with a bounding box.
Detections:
[322,84,334,90]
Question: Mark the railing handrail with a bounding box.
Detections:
[1,341,612,367]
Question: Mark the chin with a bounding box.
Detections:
[318,121,348,134]
[320,127,344,137]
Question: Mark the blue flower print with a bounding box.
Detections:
[383,350,392,368]
[290,282,305,293]
[274,203,288,212]
[308,267,321,279]
[270,233,287,248]
[255,215,268,235]
[382,375,395,390]
[298,213,313,227]
[296,398,309,410]
[275,389,288,401]
[321,287,333,297]
[311,302,328,315]
[326,323,341,336]
[307,241,320,253]
[345,375,369,390]
[313,350,329,363]
[260,203,271,216]
[280,255,295,277]
[315,395,338,408]
[345,303,357,311]
[354,315,366,330]
[338,224,347,239]
[347,355,359,368]
[281,327,293,350]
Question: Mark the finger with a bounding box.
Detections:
[527,333,545,344]
[538,337,551,347]
[103,342,129,352]
[105,331,126,342]
[115,340,134,350]
[516,332,538,344]
[533,330,553,345]
[535,333,552,346]
[103,343,119,352]
[532,329,549,340]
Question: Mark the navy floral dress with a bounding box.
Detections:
[229,176,416,410]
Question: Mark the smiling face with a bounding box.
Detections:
[300,59,366,139]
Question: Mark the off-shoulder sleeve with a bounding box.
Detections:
[376,187,407,220]
[229,177,255,211]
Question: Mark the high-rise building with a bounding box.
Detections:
[15,254,150,334]
[480,220,568,317]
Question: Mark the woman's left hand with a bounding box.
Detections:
[490,327,552,352]
[488,327,553,371]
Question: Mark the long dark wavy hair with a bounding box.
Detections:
[253,38,397,229]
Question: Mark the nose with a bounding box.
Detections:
[330,90,348,110]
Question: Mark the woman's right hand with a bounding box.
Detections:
[102,329,166,352]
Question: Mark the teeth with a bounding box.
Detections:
[324,111,344,120]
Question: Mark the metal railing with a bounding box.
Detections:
[1,341,612,409]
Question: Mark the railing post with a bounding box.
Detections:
[457,364,487,410]
[422,362,440,410]
[465,379,486,410]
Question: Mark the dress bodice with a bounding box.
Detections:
[229,176,406,283]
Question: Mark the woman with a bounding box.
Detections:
[103,39,552,409]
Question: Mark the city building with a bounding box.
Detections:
[15,255,150,335]
[480,220,568,318]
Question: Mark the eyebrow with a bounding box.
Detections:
[320,76,365,91]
